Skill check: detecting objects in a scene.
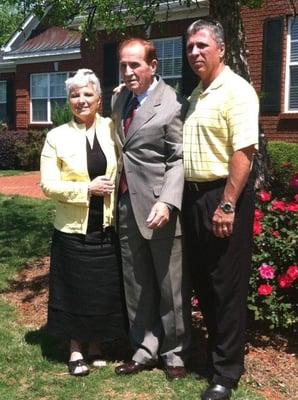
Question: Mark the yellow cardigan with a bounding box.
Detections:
[40,114,118,234]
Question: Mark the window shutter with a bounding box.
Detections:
[260,17,284,115]
[102,42,119,116]
[6,80,14,126]
[181,34,198,97]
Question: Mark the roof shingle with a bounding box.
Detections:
[9,26,81,56]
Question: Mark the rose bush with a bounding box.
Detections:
[248,162,298,329]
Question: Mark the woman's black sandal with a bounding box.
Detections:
[68,359,90,377]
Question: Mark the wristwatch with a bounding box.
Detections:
[219,201,235,214]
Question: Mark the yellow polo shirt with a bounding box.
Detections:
[183,66,259,182]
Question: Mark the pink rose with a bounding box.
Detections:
[253,221,262,236]
[257,191,271,203]
[289,173,298,190]
[286,265,298,282]
[277,274,292,289]
[271,200,287,212]
[254,208,263,221]
[287,202,298,212]
[258,264,275,279]
[258,284,273,296]
[294,194,298,203]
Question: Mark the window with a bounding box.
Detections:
[0,81,7,122]
[153,37,182,91]
[286,18,298,111]
[30,72,71,122]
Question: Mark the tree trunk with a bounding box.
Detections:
[209,0,250,82]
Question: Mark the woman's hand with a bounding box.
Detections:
[113,82,126,94]
[88,176,115,197]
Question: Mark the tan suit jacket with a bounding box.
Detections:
[112,77,187,239]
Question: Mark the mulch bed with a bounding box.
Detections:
[1,258,297,400]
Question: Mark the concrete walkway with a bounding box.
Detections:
[0,172,47,199]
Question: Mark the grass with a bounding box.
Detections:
[0,195,55,290]
[0,170,31,177]
[0,195,266,400]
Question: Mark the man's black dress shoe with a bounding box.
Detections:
[164,365,187,381]
[201,383,232,400]
[115,360,155,376]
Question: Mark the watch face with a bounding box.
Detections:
[220,201,235,213]
[223,204,232,212]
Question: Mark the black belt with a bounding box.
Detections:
[185,179,226,192]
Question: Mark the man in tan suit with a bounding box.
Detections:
[112,38,190,381]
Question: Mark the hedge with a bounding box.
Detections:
[0,130,47,170]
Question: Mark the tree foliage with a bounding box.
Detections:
[13,0,265,39]
[0,1,25,47]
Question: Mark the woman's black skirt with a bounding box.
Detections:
[47,229,127,342]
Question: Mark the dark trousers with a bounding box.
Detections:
[182,178,255,388]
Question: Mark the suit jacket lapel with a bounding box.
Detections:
[123,78,165,149]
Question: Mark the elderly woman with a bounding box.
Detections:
[40,69,126,377]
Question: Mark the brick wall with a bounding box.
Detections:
[0,72,15,81]
[242,0,298,142]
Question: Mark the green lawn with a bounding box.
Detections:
[0,170,30,177]
[0,195,265,400]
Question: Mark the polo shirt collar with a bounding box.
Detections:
[196,65,231,96]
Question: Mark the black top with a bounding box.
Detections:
[86,133,107,234]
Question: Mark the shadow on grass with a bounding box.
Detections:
[1,259,49,301]
[25,326,133,365]
[25,326,68,363]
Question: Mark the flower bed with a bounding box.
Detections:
[249,161,298,329]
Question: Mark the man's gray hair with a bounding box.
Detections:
[65,68,102,97]
[187,18,225,46]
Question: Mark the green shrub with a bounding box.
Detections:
[15,129,47,170]
[51,101,72,127]
[0,129,47,170]
[267,141,298,170]
[267,141,298,198]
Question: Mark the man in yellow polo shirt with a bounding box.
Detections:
[183,19,259,400]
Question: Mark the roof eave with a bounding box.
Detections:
[0,61,16,73]
[3,47,81,62]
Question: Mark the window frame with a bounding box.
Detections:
[30,72,71,124]
[153,36,183,81]
[0,80,7,104]
[285,17,298,112]
[0,80,7,122]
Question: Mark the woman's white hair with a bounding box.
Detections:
[65,68,102,97]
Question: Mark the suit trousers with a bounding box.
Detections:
[118,192,191,366]
[182,178,255,388]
